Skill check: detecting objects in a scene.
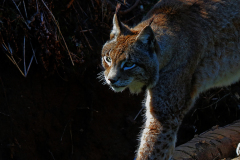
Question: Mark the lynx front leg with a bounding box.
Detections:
[136,113,179,160]
[136,91,183,160]
[136,70,196,160]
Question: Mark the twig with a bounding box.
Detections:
[11,0,31,30]
[41,0,75,65]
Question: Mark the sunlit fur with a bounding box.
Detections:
[101,0,240,159]
[102,25,160,94]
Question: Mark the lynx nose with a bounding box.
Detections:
[108,78,118,84]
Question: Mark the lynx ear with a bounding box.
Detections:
[110,14,131,39]
[136,26,157,57]
[110,14,121,39]
[136,26,155,44]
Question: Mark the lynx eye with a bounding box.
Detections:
[123,62,136,70]
[104,56,112,65]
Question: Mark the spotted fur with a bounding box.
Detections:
[101,0,240,159]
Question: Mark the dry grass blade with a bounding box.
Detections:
[26,42,36,76]
[116,3,121,13]
[26,55,34,76]
[2,42,25,77]
[48,150,56,160]
[191,93,231,116]
[36,0,39,12]
[2,44,8,52]
[60,122,68,141]
[11,0,23,17]
[80,29,93,33]
[23,0,28,18]
[90,0,94,8]
[8,43,12,55]
[30,41,38,64]
[67,0,75,9]
[79,25,93,50]
[11,0,30,30]
[41,0,75,66]
[17,1,21,7]
[76,1,88,17]
[23,36,27,76]
[0,112,10,117]
[102,0,103,22]
[70,123,73,155]
[134,106,144,121]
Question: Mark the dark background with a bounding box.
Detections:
[0,0,240,159]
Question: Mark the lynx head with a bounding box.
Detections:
[101,14,159,94]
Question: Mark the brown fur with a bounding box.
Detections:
[101,0,240,159]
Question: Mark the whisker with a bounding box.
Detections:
[97,71,108,86]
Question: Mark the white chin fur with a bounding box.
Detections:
[128,81,145,94]
[111,86,126,92]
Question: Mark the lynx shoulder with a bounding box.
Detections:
[101,0,240,159]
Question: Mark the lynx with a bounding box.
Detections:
[100,0,240,159]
